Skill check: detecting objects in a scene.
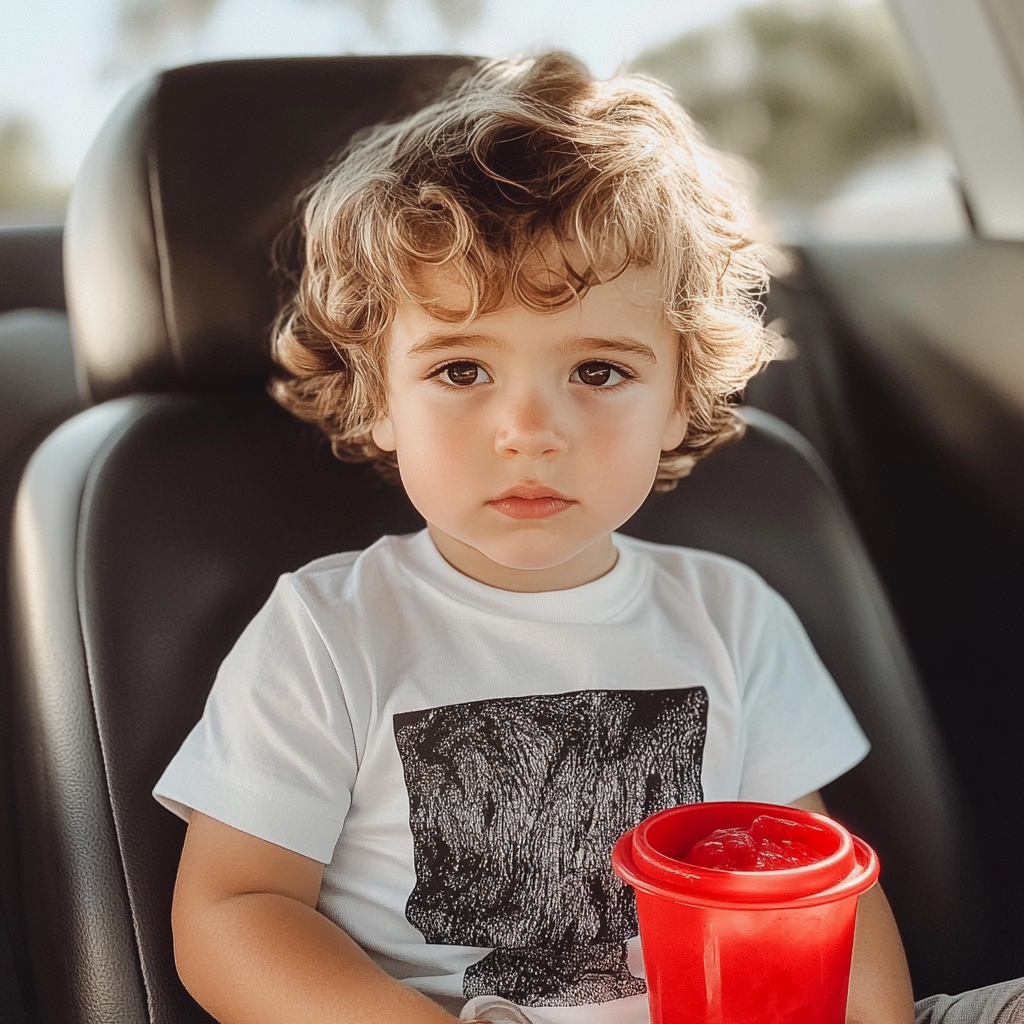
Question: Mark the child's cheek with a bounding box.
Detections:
[582,410,668,509]
[392,402,490,515]
[586,403,666,464]
[396,391,480,453]
[421,403,486,464]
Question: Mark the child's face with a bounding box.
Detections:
[372,265,686,591]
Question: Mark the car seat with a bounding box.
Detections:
[5,57,995,1024]
[0,226,80,1024]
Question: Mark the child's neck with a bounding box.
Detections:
[427,526,619,592]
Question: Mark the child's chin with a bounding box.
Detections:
[480,536,597,573]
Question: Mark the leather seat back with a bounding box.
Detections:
[0,228,79,1024]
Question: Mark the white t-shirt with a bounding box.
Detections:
[154,530,869,1024]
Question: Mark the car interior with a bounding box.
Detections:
[0,3,1022,1022]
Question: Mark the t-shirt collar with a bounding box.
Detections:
[389,529,649,624]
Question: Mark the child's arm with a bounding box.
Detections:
[789,792,915,1024]
[172,811,463,1024]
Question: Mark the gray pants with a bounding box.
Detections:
[916,978,1024,1024]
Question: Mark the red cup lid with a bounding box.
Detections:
[612,801,879,910]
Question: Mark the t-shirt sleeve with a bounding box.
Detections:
[153,574,358,864]
[737,585,870,804]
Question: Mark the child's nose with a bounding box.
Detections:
[494,386,568,459]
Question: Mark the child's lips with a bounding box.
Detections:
[485,488,576,520]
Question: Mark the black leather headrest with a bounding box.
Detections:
[65,56,475,402]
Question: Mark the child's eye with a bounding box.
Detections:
[570,361,632,387]
[435,361,492,387]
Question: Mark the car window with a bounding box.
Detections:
[1,0,965,241]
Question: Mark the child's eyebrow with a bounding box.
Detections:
[407,333,658,363]
[406,333,509,358]
[559,337,659,364]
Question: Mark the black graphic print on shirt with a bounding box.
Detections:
[393,687,708,1008]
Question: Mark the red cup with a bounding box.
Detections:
[612,801,878,1024]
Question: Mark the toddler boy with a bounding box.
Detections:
[155,53,1017,1024]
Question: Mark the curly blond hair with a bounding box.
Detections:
[271,52,775,491]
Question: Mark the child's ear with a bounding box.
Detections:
[372,414,397,452]
[661,403,687,453]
